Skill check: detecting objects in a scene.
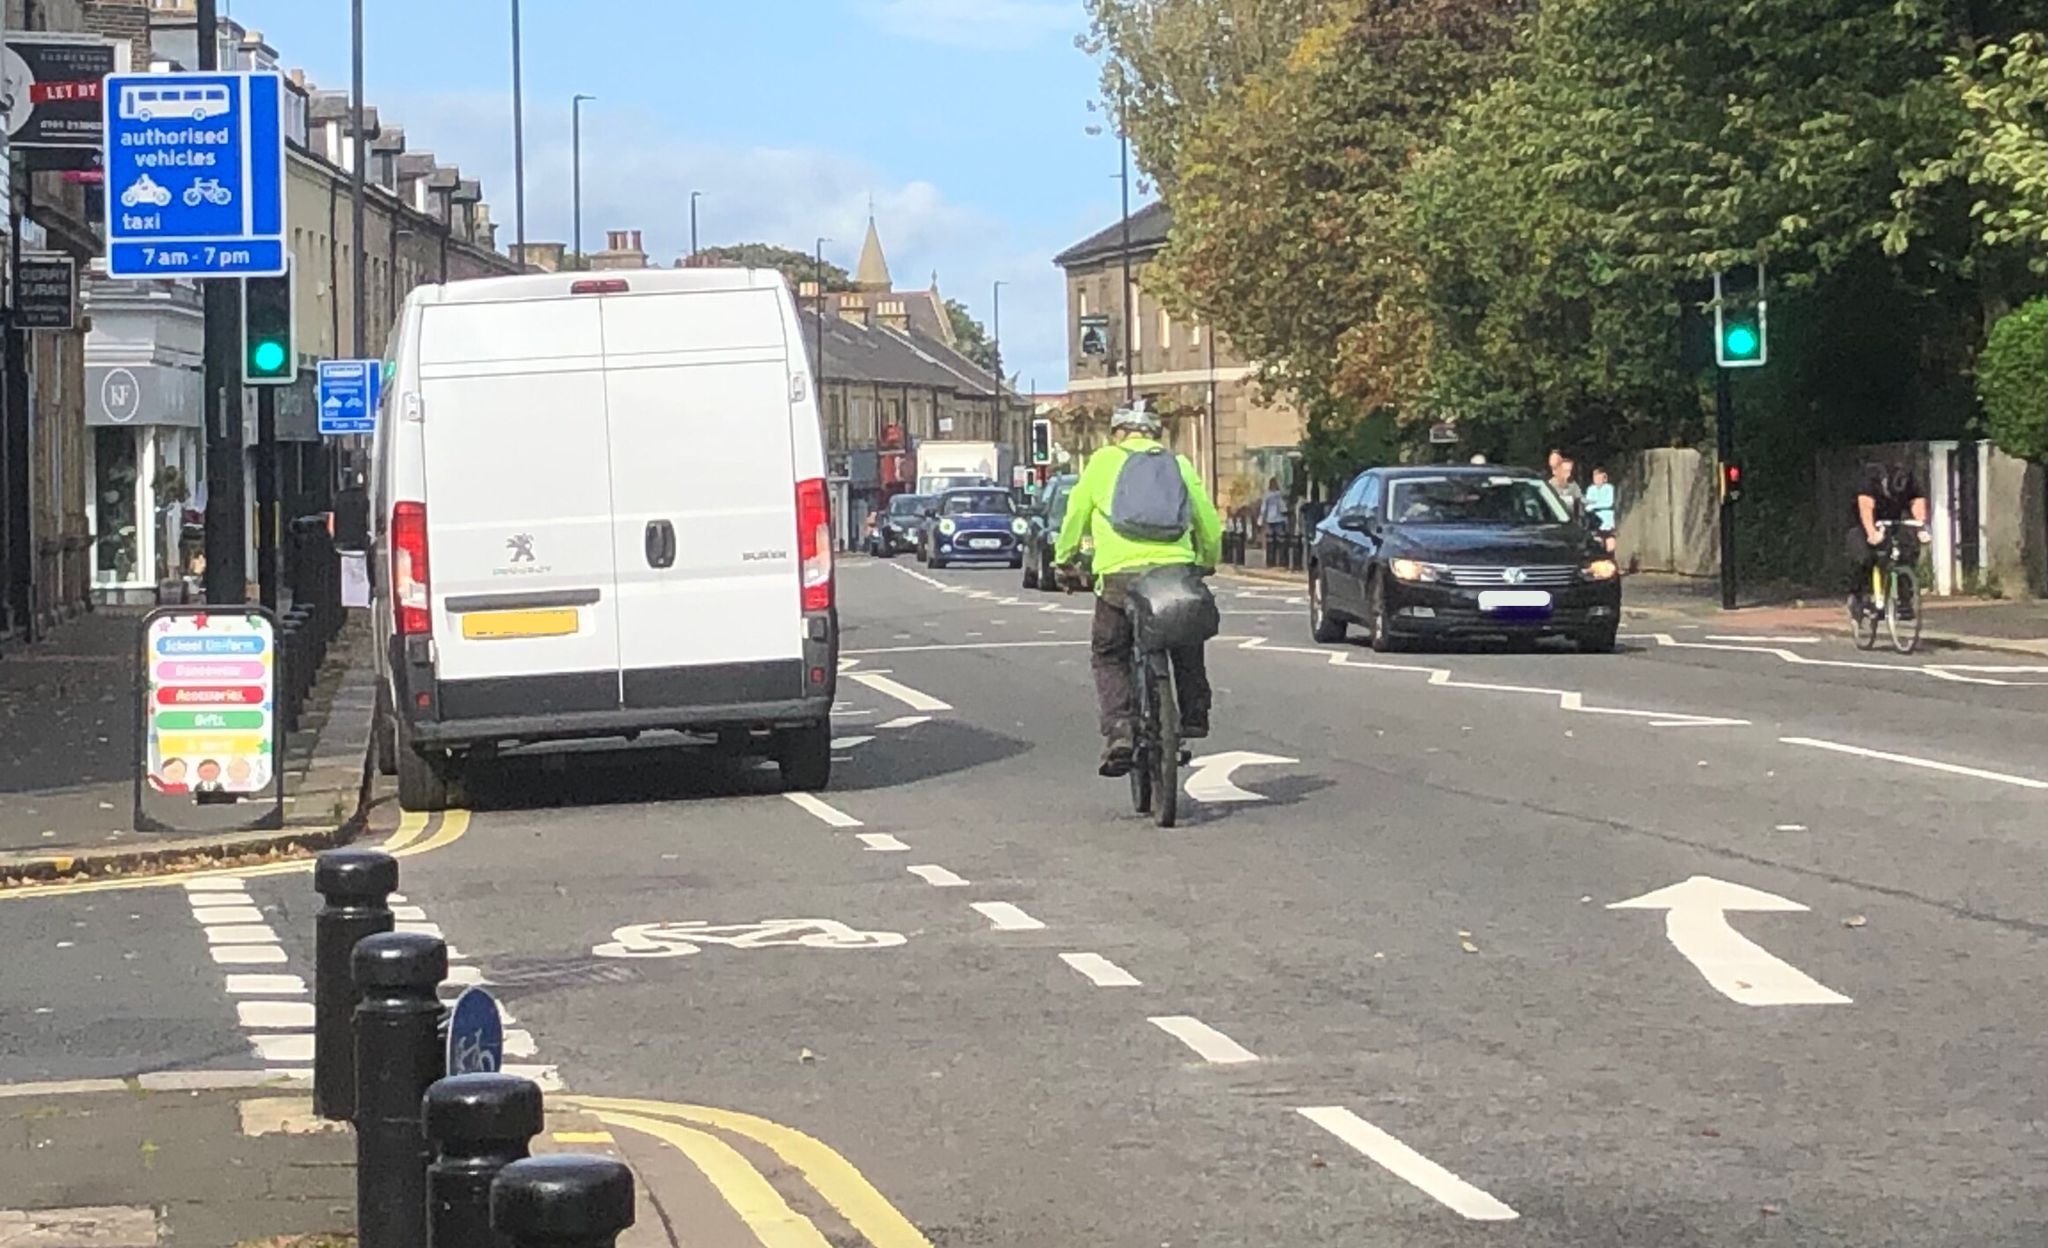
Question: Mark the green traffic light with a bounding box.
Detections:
[251,340,288,374]
[1723,324,1759,359]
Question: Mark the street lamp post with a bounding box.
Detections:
[814,237,830,441]
[572,94,594,265]
[350,0,367,358]
[991,280,1006,447]
[690,192,702,260]
[511,0,527,265]
[1117,107,1135,403]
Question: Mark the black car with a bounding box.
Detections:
[873,493,930,559]
[1021,474,1080,591]
[1307,466,1621,652]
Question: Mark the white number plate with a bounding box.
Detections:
[1478,590,1552,611]
[969,537,1001,549]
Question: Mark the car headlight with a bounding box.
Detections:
[1388,558,1441,583]
[938,519,957,535]
[1582,559,1618,581]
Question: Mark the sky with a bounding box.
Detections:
[218,0,1132,391]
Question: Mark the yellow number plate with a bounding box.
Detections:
[460,608,579,640]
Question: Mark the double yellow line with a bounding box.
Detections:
[0,808,473,901]
[565,1095,931,1248]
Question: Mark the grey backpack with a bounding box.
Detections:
[1108,446,1193,542]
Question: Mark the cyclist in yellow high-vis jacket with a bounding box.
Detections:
[1055,403,1224,776]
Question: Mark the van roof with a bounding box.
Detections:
[411,266,789,307]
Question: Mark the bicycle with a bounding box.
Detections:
[1850,519,1923,655]
[1059,559,1196,828]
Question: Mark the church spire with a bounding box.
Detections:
[855,212,893,292]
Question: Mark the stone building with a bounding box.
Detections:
[1053,201,1304,510]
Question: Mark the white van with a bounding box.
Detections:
[369,268,837,811]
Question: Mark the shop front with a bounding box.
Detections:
[86,362,203,606]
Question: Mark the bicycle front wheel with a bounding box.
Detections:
[1851,567,1881,651]
[1153,654,1180,829]
[1889,567,1922,654]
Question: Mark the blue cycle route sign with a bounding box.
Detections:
[446,987,505,1076]
[102,72,287,279]
[317,359,383,437]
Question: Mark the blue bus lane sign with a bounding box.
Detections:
[102,72,287,278]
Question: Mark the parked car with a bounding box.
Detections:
[1021,474,1080,590]
[924,487,1027,570]
[1307,465,1621,653]
[371,267,839,811]
[872,493,929,559]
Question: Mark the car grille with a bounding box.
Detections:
[1440,564,1580,588]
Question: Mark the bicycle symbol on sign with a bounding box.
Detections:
[592,919,907,960]
[183,178,232,207]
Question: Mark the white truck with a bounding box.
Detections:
[915,440,1014,497]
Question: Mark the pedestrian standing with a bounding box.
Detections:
[1260,476,1289,561]
[1584,465,1617,553]
[1551,456,1586,519]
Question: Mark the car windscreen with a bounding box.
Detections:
[942,491,1013,516]
[888,496,928,517]
[1385,476,1571,525]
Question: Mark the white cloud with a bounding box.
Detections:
[859,0,1078,49]
[365,89,1076,388]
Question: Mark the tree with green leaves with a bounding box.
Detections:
[944,299,999,372]
[691,243,855,295]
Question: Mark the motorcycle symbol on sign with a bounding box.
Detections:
[593,919,907,959]
[121,174,172,209]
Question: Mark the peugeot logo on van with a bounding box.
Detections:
[507,534,537,563]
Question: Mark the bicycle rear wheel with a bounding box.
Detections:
[1129,657,1154,815]
[1889,567,1922,654]
[1153,654,1180,829]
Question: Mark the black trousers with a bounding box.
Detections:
[1846,527,1920,594]
[1090,574,1212,738]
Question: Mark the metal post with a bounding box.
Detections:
[1118,107,1134,404]
[510,0,527,265]
[991,280,1004,448]
[572,95,593,265]
[1717,366,1737,610]
[197,0,244,606]
[353,930,447,1248]
[492,1156,636,1248]
[350,0,367,358]
[3,148,30,641]
[255,388,279,611]
[425,1074,544,1248]
[314,848,396,1120]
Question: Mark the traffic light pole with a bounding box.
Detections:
[1716,365,1737,610]
[255,386,279,612]
[197,0,247,606]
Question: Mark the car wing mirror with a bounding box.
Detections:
[1337,511,1375,534]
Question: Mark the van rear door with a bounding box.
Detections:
[599,286,806,710]
[418,295,622,716]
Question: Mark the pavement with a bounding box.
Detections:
[6,555,2048,1244]
[0,611,374,878]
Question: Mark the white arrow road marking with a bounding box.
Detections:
[1297,1107,1519,1222]
[847,671,953,712]
[1184,751,1299,803]
[1609,876,1851,1006]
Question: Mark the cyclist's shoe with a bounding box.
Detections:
[1178,712,1210,740]
[1099,726,1135,777]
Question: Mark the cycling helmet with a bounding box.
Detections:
[1110,399,1162,436]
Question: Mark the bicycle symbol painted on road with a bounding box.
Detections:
[592,919,907,960]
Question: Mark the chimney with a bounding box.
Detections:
[798,280,821,299]
[875,299,908,333]
[838,293,868,326]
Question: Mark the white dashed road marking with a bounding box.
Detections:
[1298,1107,1520,1222]
[1781,736,2048,790]
[857,833,909,852]
[1148,1015,1259,1065]
[847,670,954,712]
[831,735,876,750]
[1060,953,1140,987]
[877,716,930,730]
[908,865,969,888]
[970,902,1045,932]
[784,792,864,827]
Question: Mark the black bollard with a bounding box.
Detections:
[313,848,397,1121]
[355,931,448,1248]
[425,1074,544,1248]
[492,1155,636,1248]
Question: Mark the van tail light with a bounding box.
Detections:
[796,478,833,613]
[570,279,629,295]
[391,501,432,636]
